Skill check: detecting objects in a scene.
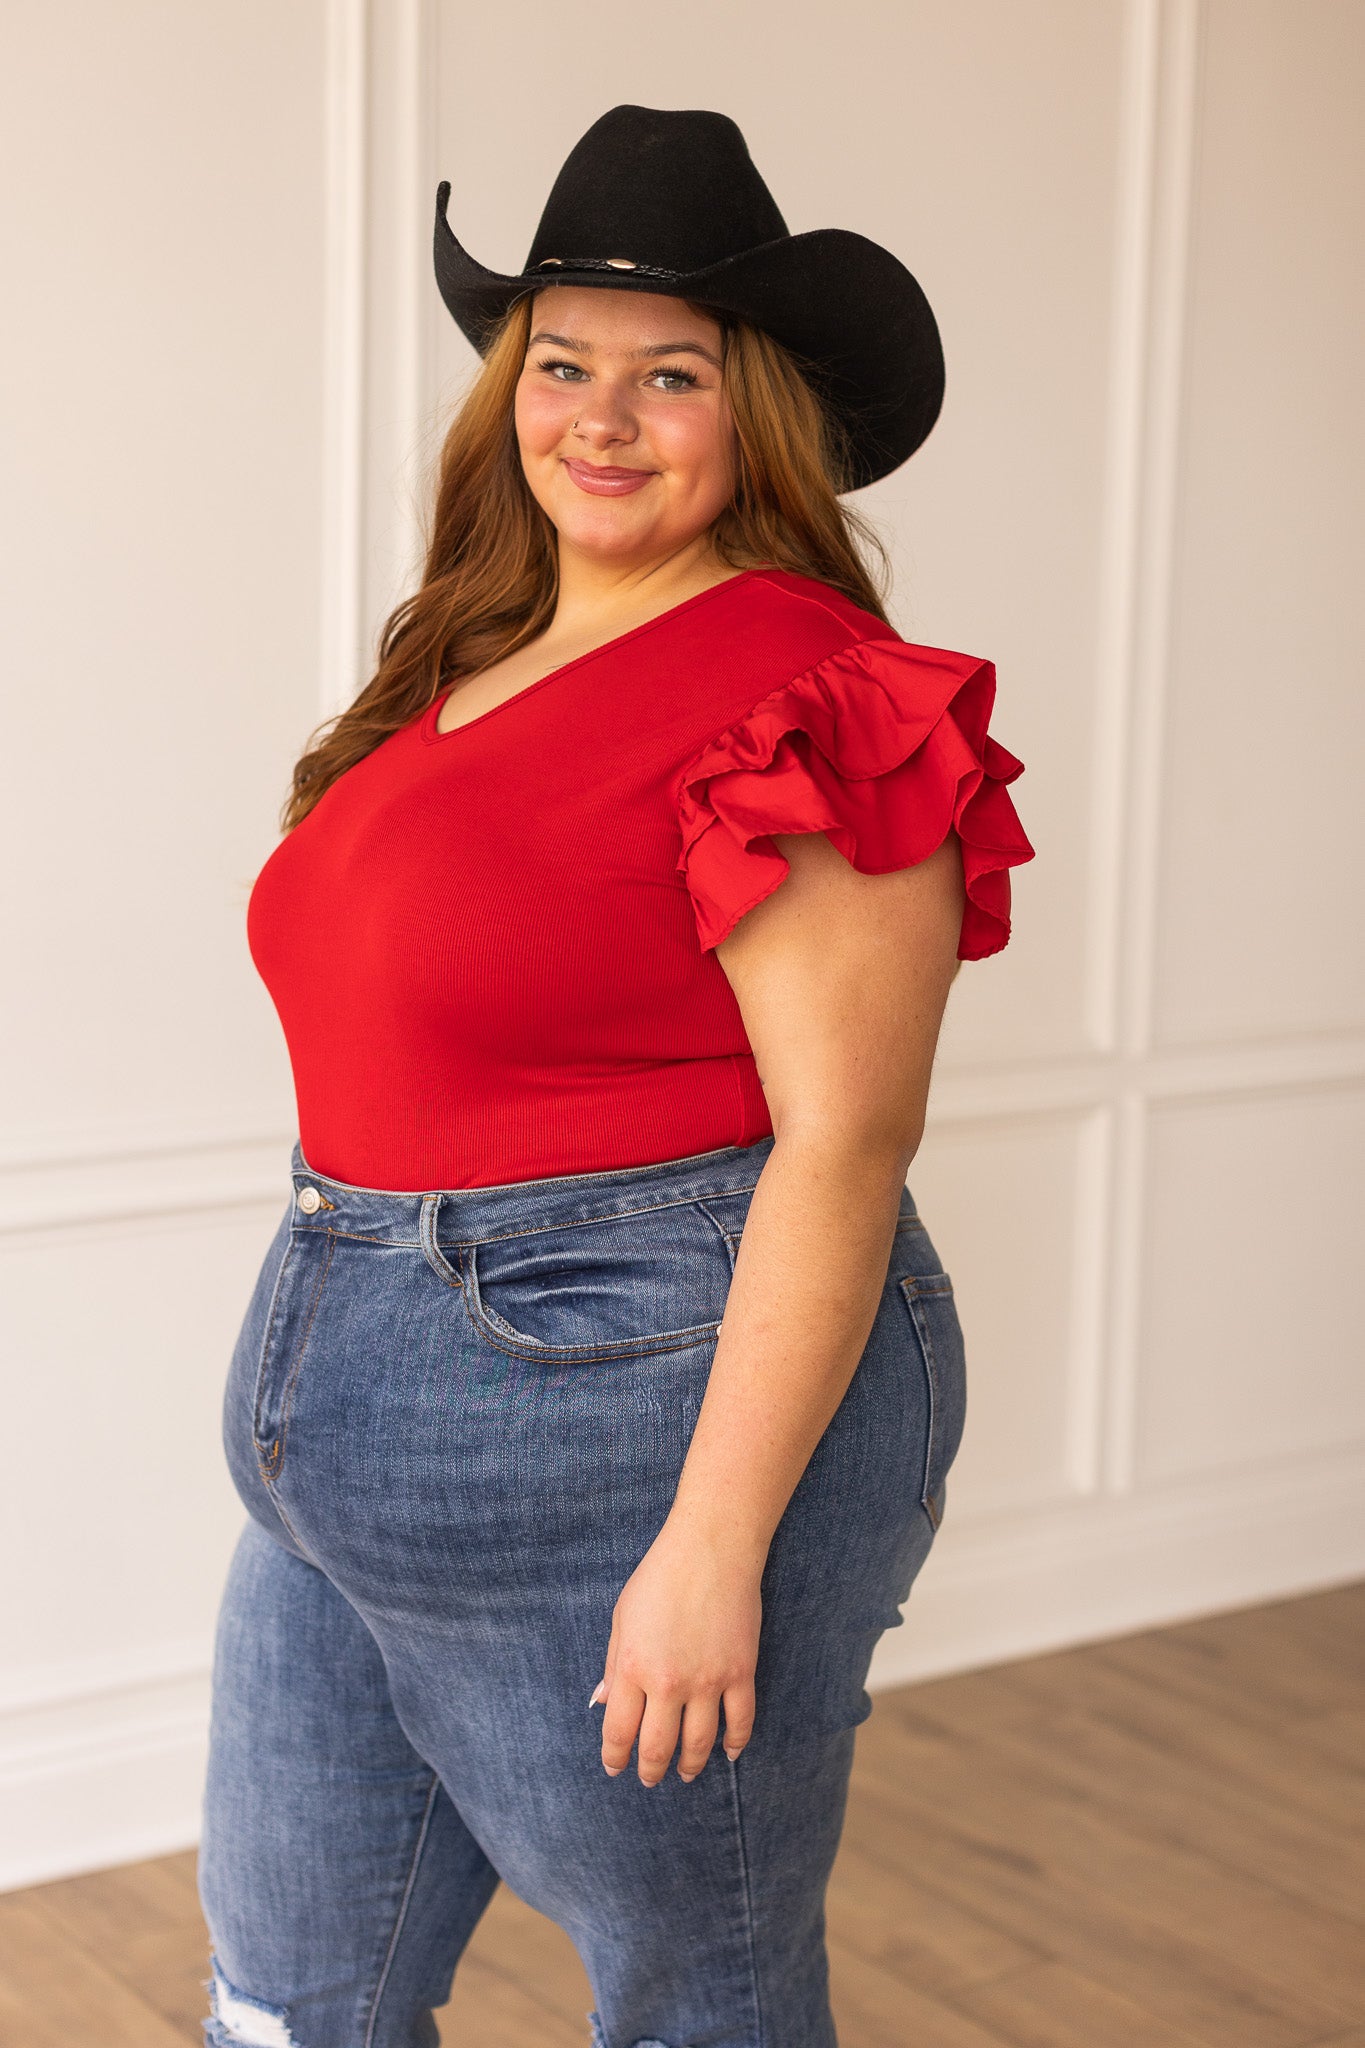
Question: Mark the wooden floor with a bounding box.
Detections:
[2,1582,1362,2047]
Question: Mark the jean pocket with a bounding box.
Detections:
[898,1271,967,1529]
[461,1198,733,1363]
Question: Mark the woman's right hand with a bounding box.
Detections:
[591,1512,764,1787]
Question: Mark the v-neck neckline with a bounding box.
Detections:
[417,569,761,745]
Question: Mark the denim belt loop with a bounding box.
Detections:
[418,1191,457,1286]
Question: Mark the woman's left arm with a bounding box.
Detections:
[595,826,966,1785]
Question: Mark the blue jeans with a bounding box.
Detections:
[199,1134,966,2048]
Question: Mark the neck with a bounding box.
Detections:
[550,531,729,632]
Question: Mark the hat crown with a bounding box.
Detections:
[524,105,788,278]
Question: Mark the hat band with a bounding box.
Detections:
[531,255,685,282]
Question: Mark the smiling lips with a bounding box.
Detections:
[563,458,656,496]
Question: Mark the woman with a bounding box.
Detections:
[199,106,1033,2048]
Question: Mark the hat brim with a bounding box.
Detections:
[433,183,944,490]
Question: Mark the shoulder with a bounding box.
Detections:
[723,566,896,674]
[693,567,998,755]
[650,566,908,767]
[716,567,994,705]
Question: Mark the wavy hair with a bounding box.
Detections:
[282,292,892,829]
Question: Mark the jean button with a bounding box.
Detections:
[297,1185,322,1214]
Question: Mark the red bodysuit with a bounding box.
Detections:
[247,567,1034,1190]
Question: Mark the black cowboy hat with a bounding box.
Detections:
[433,105,945,491]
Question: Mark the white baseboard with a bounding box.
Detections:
[0,1648,211,1893]
[2,1451,1362,1894]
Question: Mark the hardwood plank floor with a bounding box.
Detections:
[1,1581,1360,2047]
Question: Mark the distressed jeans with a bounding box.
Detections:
[199,1133,966,2048]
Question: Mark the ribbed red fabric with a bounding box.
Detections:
[247,568,1034,1190]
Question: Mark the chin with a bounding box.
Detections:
[552,502,659,556]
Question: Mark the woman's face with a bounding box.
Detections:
[514,286,737,564]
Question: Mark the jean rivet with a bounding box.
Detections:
[297,1185,322,1214]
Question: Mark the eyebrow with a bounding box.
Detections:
[528,329,722,369]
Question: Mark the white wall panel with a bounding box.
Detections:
[1152,0,1365,1047]
[1134,1084,1365,1484]
[0,0,327,1887]
[0,0,327,1160]
[911,1111,1101,1519]
[0,1208,274,1669]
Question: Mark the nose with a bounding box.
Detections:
[570,378,639,451]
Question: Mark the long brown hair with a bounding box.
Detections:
[282,293,892,830]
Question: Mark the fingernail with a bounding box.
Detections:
[679,1771,697,1783]
[603,1763,622,1776]
[588,1681,606,1709]
[724,1746,742,1763]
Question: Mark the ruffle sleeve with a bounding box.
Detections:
[674,637,1035,958]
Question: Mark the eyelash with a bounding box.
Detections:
[535,355,701,391]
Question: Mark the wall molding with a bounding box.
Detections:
[0,1131,294,1238]
[1111,0,1204,1068]
[1096,0,1205,1495]
[318,0,437,722]
[319,0,369,721]
[0,1655,211,1894]
[927,1028,1365,1123]
[367,0,437,626]
[1085,0,1161,1057]
[1,1022,1361,1237]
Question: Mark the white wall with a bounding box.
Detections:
[0,0,329,1888]
[1,0,1361,1889]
